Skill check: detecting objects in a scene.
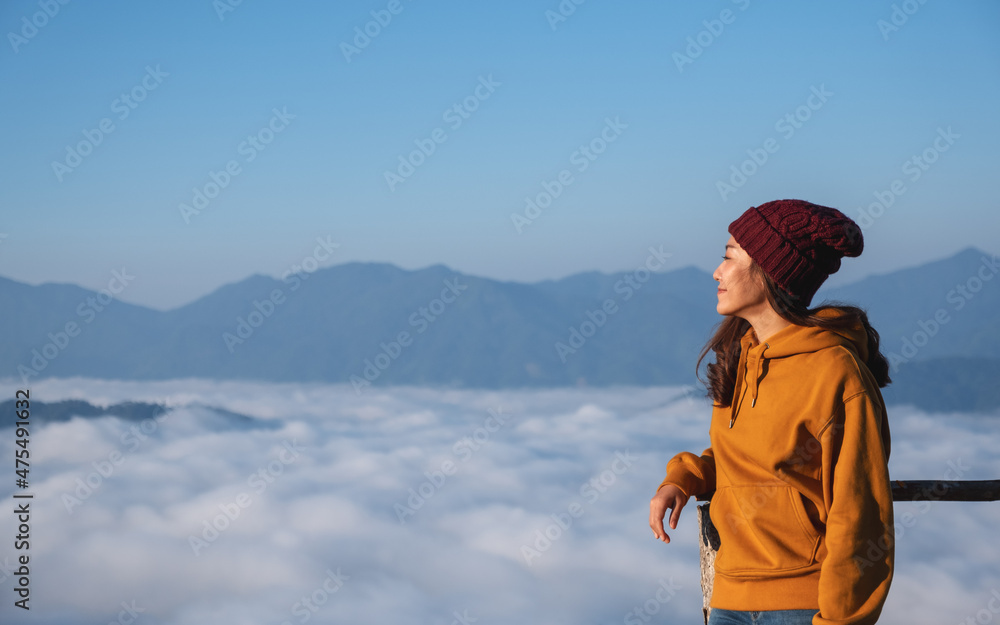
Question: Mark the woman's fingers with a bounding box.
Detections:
[650,485,689,542]
[668,494,686,530]
[649,496,669,541]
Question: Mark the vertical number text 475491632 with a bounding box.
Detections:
[13,388,33,611]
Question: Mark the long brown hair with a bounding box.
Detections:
[696,260,891,407]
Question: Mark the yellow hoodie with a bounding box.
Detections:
[659,308,894,624]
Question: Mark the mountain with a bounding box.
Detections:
[1,398,166,424]
[2,248,998,411]
[0,398,280,431]
[877,357,1000,412]
[821,247,1000,363]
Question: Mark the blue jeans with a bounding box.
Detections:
[708,608,818,625]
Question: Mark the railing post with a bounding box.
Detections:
[697,503,719,624]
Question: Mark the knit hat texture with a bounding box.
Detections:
[728,199,863,307]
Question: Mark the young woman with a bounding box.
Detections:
[649,200,894,625]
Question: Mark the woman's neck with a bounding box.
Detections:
[745,309,793,344]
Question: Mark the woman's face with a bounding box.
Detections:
[713,235,767,320]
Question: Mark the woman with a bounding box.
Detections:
[649,200,894,625]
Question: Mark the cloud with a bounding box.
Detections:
[0,378,998,624]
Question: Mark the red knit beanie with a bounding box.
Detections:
[728,199,863,307]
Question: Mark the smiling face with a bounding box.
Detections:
[713,235,768,320]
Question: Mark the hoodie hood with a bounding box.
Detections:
[755,307,869,360]
[731,307,869,427]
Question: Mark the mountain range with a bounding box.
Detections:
[2,247,998,412]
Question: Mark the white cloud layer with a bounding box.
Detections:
[1,378,998,624]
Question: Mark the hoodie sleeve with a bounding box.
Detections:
[814,391,894,625]
[657,447,716,499]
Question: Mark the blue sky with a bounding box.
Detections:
[2,0,999,310]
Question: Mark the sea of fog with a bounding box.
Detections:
[0,378,998,625]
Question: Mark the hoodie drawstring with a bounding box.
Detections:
[750,343,768,408]
[730,342,767,427]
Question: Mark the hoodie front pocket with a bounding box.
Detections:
[710,485,821,576]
